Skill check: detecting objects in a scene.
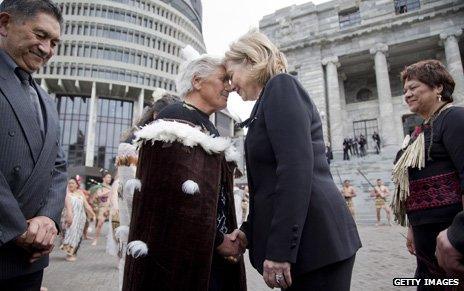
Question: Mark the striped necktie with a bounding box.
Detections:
[15,68,45,138]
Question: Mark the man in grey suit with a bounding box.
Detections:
[0,0,67,289]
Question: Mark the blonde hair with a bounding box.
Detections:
[224,29,288,86]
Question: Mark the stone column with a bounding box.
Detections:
[85,82,98,167]
[370,43,398,147]
[440,30,464,105]
[133,88,145,124]
[322,56,343,151]
[338,73,349,136]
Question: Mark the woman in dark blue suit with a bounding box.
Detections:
[225,30,361,290]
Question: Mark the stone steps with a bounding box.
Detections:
[330,149,397,225]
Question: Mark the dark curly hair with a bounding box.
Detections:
[401,59,455,102]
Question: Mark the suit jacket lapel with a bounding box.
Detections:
[0,69,43,163]
[16,86,59,199]
[35,84,58,162]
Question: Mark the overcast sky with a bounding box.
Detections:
[201,0,329,121]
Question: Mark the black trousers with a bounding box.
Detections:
[343,150,350,160]
[285,255,356,291]
[0,270,43,291]
[412,222,452,291]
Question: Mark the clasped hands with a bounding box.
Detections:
[216,229,248,262]
[216,230,293,289]
[15,216,57,263]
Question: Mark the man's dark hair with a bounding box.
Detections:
[0,0,63,27]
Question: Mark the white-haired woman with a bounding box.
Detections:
[225,30,361,291]
[123,55,246,291]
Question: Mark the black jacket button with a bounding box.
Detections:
[292,225,299,231]
[293,234,299,239]
[8,130,15,137]
[291,242,297,249]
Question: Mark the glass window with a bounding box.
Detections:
[394,0,420,14]
[353,119,379,149]
[90,46,97,58]
[56,95,89,166]
[94,97,133,171]
[83,45,90,57]
[339,9,361,29]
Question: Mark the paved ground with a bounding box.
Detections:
[43,223,416,291]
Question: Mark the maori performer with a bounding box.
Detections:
[113,143,139,290]
[370,179,392,226]
[341,180,357,218]
[123,54,246,291]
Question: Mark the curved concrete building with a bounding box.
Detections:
[36,0,206,172]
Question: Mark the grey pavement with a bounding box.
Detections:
[43,223,416,291]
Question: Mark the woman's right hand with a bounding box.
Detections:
[65,213,73,227]
[406,226,415,255]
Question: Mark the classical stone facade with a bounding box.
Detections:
[259,0,464,152]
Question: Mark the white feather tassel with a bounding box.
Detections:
[124,179,141,196]
[127,240,148,258]
[182,180,199,195]
[114,226,129,241]
[181,45,200,61]
[225,146,240,164]
[134,120,232,154]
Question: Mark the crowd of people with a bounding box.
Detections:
[341,132,382,161]
[1,0,463,291]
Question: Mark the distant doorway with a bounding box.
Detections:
[353,119,379,149]
[402,114,423,136]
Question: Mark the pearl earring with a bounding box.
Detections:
[438,94,442,102]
